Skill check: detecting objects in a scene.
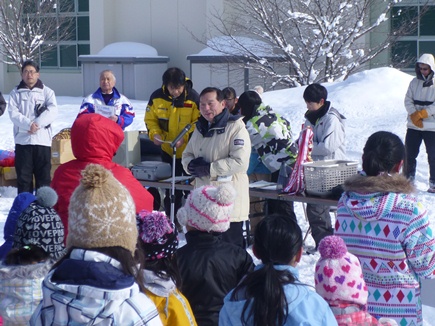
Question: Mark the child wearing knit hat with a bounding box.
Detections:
[0,187,66,325]
[176,183,234,233]
[315,236,397,326]
[12,186,66,260]
[30,164,163,326]
[137,210,197,325]
[176,183,254,325]
[0,191,36,261]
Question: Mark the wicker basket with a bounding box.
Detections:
[302,160,358,197]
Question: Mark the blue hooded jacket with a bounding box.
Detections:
[219,265,338,326]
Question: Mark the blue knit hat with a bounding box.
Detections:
[0,192,36,261]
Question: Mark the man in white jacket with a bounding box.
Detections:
[182,87,251,248]
[404,53,435,193]
[8,60,58,194]
[303,83,346,251]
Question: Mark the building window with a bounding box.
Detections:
[391,3,435,68]
[35,0,90,69]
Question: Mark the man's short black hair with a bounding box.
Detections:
[21,60,40,73]
[162,67,186,87]
[200,87,224,102]
[303,83,328,103]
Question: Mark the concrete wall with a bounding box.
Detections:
[0,0,225,97]
[89,0,224,76]
[82,61,168,100]
[190,63,244,94]
[0,67,83,97]
[190,61,290,95]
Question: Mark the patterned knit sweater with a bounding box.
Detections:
[335,173,435,326]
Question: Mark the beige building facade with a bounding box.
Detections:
[0,0,434,97]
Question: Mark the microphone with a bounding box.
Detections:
[170,124,192,148]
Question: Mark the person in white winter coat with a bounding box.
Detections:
[302,83,346,249]
[404,53,435,193]
[8,60,58,194]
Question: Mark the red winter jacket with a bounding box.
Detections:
[51,113,153,240]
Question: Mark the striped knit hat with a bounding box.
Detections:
[177,183,235,233]
[315,236,368,306]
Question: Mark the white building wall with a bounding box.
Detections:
[191,63,247,95]
[0,0,225,97]
[89,0,223,77]
[0,68,83,97]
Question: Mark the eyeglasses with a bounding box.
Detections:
[225,98,235,101]
[23,70,38,75]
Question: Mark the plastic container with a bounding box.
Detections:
[302,160,358,197]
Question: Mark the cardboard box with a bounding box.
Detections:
[0,166,17,187]
[51,164,61,178]
[0,165,60,187]
[51,139,75,164]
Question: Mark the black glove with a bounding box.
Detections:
[34,103,48,117]
[188,157,211,177]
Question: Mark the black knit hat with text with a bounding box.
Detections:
[13,187,66,260]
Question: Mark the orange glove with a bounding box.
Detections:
[410,109,428,128]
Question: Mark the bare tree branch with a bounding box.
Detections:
[0,0,75,70]
[194,0,426,87]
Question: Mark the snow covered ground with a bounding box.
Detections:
[0,67,434,321]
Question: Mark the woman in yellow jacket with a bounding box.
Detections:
[137,209,197,326]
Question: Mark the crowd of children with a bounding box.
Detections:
[1,62,435,325]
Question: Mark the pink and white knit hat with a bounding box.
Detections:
[315,235,368,306]
[177,183,235,233]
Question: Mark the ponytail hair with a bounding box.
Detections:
[362,131,404,176]
[231,214,303,326]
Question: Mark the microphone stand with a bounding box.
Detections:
[168,124,191,223]
[169,144,177,224]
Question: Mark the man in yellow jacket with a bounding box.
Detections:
[145,67,200,222]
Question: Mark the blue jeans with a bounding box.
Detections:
[405,128,435,183]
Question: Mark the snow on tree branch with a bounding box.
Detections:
[0,0,74,70]
[196,0,419,87]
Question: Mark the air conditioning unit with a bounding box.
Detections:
[112,130,141,168]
